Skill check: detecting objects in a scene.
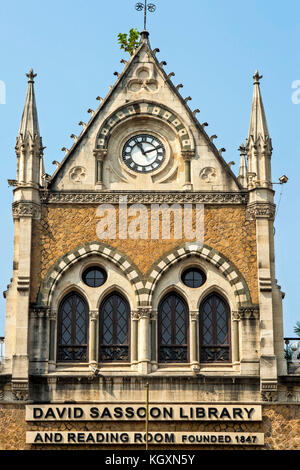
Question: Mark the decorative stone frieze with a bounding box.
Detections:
[12,201,41,219]
[246,202,276,221]
[40,191,249,205]
[261,391,278,402]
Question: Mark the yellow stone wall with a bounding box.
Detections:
[31,204,258,303]
[0,405,299,450]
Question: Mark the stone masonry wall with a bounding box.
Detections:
[30,204,257,304]
[0,405,299,450]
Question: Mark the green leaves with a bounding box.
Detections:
[118,28,140,56]
[294,322,300,337]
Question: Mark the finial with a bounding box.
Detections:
[210,135,218,143]
[184,96,192,103]
[239,144,247,155]
[114,71,120,78]
[153,48,160,56]
[253,69,263,85]
[192,109,200,116]
[176,84,183,90]
[159,61,167,67]
[26,68,37,83]
[120,59,128,65]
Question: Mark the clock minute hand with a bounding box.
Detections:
[144,146,162,154]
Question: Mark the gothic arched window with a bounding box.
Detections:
[199,293,231,363]
[99,293,130,362]
[57,292,89,362]
[158,293,189,363]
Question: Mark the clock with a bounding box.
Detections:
[122,134,165,173]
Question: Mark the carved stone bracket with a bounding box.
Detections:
[246,202,276,221]
[12,201,41,220]
[261,391,278,402]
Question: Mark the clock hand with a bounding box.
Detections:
[136,142,146,155]
[143,146,162,154]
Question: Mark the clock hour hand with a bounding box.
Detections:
[136,142,146,155]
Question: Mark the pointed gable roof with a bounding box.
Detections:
[18,69,40,140]
[248,70,269,141]
[49,31,242,189]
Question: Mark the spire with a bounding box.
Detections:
[18,68,40,140]
[15,69,44,187]
[238,144,248,188]
[248,70,269,141]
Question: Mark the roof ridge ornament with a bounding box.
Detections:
[135,1,156,32]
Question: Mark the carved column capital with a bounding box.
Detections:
[190,311,199,321]
[132,308,153,320]
[89,310,99,321]
[238,306,260,320]
[12,201,41,220]
[29,307,51,319]
[246,202,276,221]
[182,150,195,161]
[93,149,108,161]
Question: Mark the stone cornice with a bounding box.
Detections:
[40,191,249,205]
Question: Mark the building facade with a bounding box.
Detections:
[0,31,299,450]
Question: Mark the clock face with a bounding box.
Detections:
[122,134,166,173]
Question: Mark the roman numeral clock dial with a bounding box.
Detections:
[122,134,166,173]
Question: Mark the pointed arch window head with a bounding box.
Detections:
[99,293,130,363]
[158,293,189,363]
[57,292,89,362]
[199,293,231,363]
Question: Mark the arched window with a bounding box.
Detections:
[57,292,89,362]
[158,293,189,363]
[99,293,130,362]
[199,293,231,363]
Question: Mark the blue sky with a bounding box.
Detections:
[0,0,299,337]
